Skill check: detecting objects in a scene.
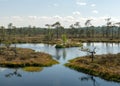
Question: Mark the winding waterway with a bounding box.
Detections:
[0,43,120,86]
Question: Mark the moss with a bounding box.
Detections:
[0,47,59,68]
[23,67,43,72]
[65,53,120,82]
[55,42,83,48]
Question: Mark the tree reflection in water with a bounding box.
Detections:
[55,48,66,60]
[55,48,61,60]
[5,69,22,78]
[79,75,100,86]
[62,48,66,60]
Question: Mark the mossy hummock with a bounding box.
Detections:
[0,47,58,67]
[65,53,120,82]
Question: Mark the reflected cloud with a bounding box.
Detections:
[0,67,6,72]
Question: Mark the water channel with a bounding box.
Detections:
[0,43,120,86]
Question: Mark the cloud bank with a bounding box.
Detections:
[0,16,119,28]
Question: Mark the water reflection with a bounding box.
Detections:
[0,67,6,72]
[62,48,66,60]
[55,48,61,60]
[54,48,67,60]
[84,42,120,54]
[106,43,111,53]
[79,75,100,86]
[5,69,22,78]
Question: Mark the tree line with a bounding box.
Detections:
[0,18,120,43]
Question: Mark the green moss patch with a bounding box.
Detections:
[23,67,43,72]
[55,42,83,48]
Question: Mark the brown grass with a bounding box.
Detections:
[2,36,120,44]
[0,47,58,67]
[65,53,120,82]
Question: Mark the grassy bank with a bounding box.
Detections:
[72,38,120,43]
[65,53,120,82]
[0,47,58,67]
[2,37,120,44]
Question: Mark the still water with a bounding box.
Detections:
[0,43,120,86]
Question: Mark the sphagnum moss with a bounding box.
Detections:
[65,54,120,82]
[0,47,59,68]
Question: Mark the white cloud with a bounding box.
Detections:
[65,16,74,19]
[76,0,87,6]
[76,2,87,6]
[92,10,99,14]
[12,16,21,19]
[73,11,81,16]
[64,16,75,21]
[38,16,51,19]
[91,4,96,7]
[28,16,37,19]
[0,16,120,28]
[53,15,62,20]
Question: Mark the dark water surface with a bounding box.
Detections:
[0,43,120,86]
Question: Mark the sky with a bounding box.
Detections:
[0,0,120,27]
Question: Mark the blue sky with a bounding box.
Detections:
[0,0,120,27]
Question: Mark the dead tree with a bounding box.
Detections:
[81,47,96,62]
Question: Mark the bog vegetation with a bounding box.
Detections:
[0,18,120,82]
[0,47,58,67]
[65,53,120,82]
